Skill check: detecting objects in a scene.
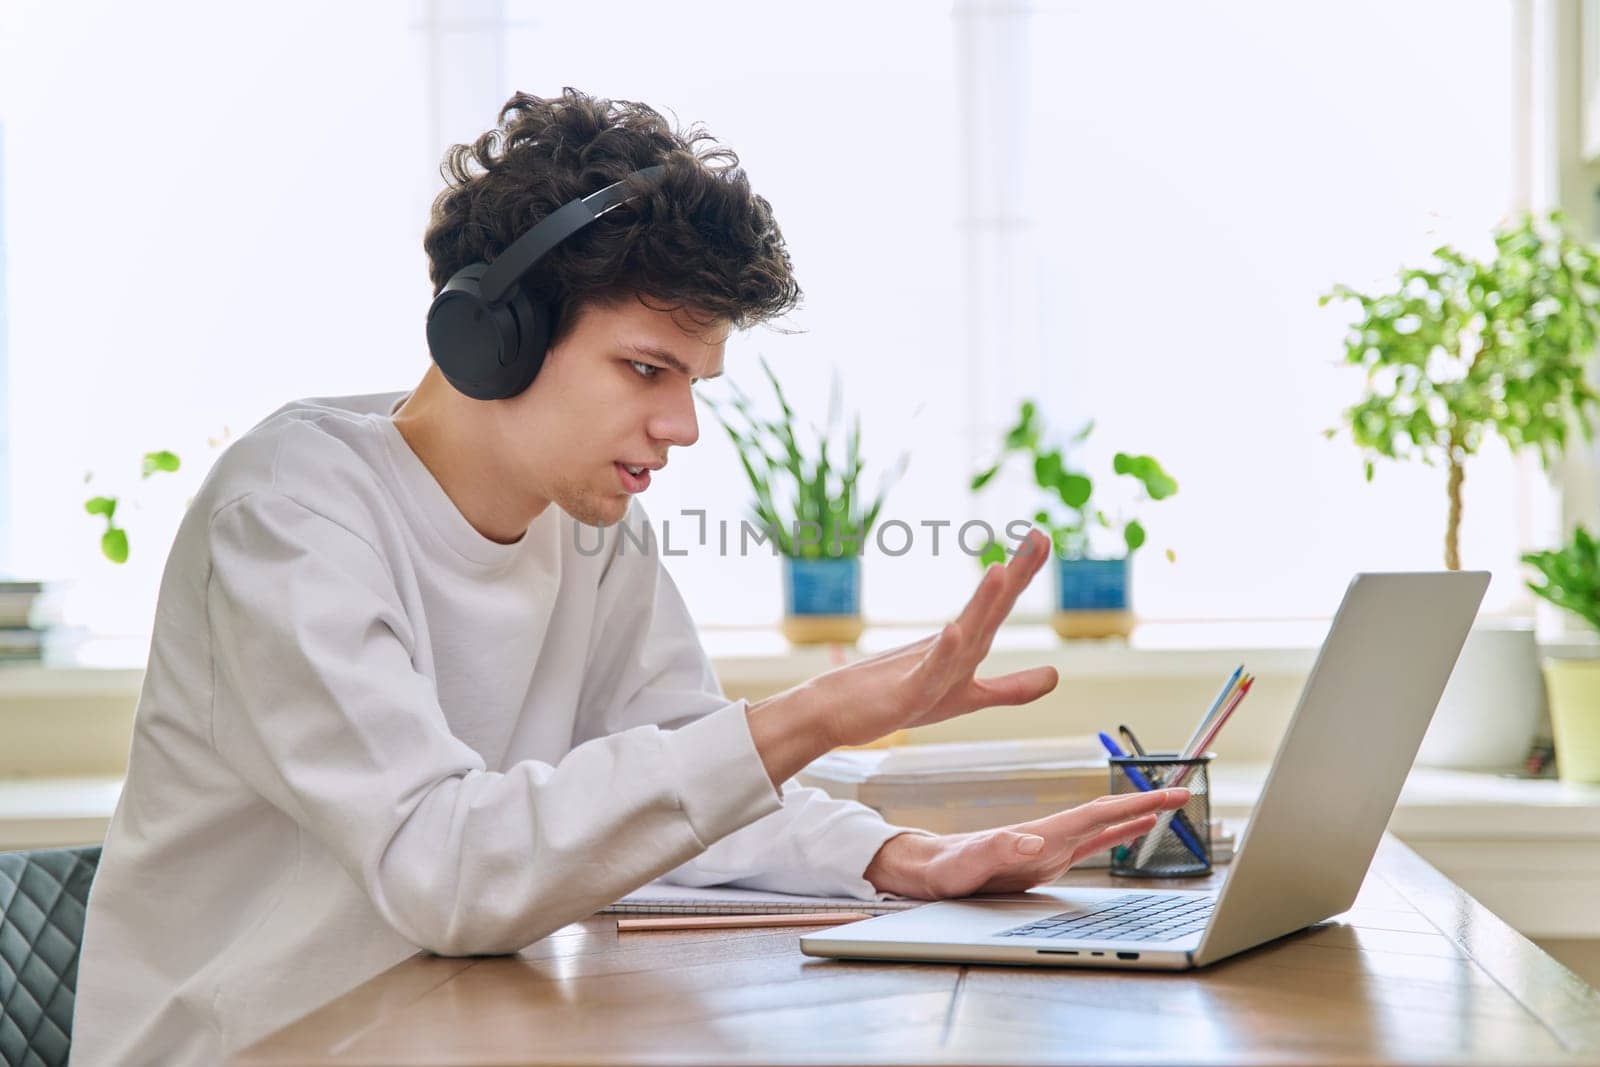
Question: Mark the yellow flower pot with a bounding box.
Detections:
[780,614,865,646]
[782,557,863,647]
[1052,557,1134,640]
[1051,609,1134,640]
[1541,657,1600,784]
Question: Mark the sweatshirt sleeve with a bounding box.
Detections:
[204,490,783,956]
[575,505,924,901]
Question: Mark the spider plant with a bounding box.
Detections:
[702,358,905,560]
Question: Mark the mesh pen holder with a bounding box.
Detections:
[1107,753,1213,878]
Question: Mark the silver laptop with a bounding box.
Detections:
[802,570,1490,971]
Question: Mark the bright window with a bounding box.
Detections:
[1017,0,1528,622]
[0,0,1533,638]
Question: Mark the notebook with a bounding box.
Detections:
[604,823,1235,918]
[603,882,923,916]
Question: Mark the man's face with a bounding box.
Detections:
[507,296,728,527]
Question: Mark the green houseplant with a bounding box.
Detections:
[81,428,232,566]
[82,450,183,563]
[1323,210,1600,771]
[970,400,1177,639]
[704,359,905,646]
[1522,526,1600,783]
[1322,210,1600,571]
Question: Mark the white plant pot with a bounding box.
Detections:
[1414,620,1546,771]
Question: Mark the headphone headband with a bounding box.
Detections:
[426,163,666,402]
[477,164,666,303]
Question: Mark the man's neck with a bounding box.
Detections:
[391,368,549,544]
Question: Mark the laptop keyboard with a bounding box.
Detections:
[996,893,1215,943]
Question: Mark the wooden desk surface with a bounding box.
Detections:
[234,837,1600,1066]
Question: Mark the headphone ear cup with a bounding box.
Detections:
[426,264,552,401]
[427,263,514,400]
[496,285,553,398]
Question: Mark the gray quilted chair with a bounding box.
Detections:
[0,846,100,1067]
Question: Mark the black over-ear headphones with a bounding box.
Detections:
[425,164,666,401]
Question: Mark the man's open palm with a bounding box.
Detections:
[864,787,1193,899]
[814,527,1060,749]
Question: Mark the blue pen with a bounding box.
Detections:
[1097,732,1208,864]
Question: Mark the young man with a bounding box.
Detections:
[71,90,1186,1065]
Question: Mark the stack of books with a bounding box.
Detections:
[0,580,47,664]
[799,736,1235,866]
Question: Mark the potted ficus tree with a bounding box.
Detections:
[970,400,1177,639]
[1322,209,1600,768]
[1522,526,1600,783]
[704,359,904,646]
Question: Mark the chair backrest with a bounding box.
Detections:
[0,846,101,1067]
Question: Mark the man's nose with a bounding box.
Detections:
[650,386,700,447]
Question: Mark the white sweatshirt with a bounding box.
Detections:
[70,392,908,1066]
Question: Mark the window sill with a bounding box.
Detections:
[5,615,1597,697]
[1,620,1312,698]
[702,614,1600,688]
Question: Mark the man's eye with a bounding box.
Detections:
[628,360,661,379]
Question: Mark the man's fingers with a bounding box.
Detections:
[991,830,1046,860]
[1068,814,1161,865]
[948,667,1060,716]
[953,529,1045,646]
[951,562,1007,646]
[969,529,1052,661]
[966,534,1035,637]
[927,530,1055,694]
[1023,788,1191,837]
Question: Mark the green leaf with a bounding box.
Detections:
[1004,401,1039,450]
[84,495,117,519]
[142,450,181,478]
[1523,522,1600,632]
[978,541,1008,567]
[1112,453,1178,500]
[101,527,129,564]
[970,464,1001,492]
[1124,520,1146,552]
[1034,451,1064,490]
[1059,473,1092,509]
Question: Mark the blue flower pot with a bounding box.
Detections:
[782,556,864,645]
[1053,556,1133,639]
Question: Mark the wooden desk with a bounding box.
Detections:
[234,837,1600,1066]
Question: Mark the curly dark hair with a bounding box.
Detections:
[423,88,801,343]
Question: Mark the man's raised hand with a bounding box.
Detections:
[745,528,1060,785]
